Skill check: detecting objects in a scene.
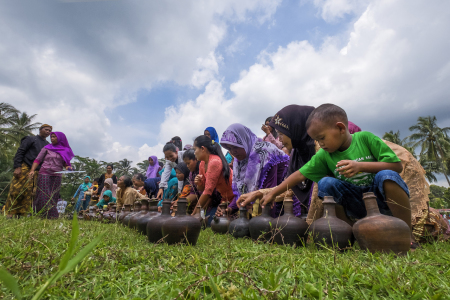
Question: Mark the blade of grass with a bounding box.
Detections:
[59,213,80,271]
[0,267,22,299]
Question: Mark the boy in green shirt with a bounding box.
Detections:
[255,104,412,240]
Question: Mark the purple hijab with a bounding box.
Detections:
[220,123,289,197]
[146,156,159,178]
[44,132,74,166]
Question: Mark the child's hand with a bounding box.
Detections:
[194,175,203,185]
[336,160,361,178]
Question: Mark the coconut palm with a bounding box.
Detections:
[9,112,42,140]
[115,159,133,178]
[408,116,450,185]
[383,130,416,158]
[137,160,150,174]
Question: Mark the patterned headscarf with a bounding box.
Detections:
[269,105,315,210]
[44,132,74,166]
[146,156,159,178]
[220,123,289,196]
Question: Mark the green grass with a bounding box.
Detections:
[1,217,450,299]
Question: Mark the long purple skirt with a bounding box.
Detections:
[33,174,61,219]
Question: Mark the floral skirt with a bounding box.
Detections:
[5,163,37,216]
[33,174,62,219]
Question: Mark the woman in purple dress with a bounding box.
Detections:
[29,132,74,219]
[218,123,296,218]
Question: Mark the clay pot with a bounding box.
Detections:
[118,205,132,222]
[161,198,202,245]
[211,203,231,234]
[84,207,94,221]
[310,196,353,249]
[171,202,178,217]
[249,204,273,242]
[109,204,118,223]
[353,192,410,255]
[147,200,173,243]
[130,200,150,230]
[228,207,250,238]
[124,202,141,227]
[273,197,308,246]
[136,200,161,235]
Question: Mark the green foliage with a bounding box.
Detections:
[429,184,450,209]
[408,116,450,185]
[382,130,416,158]
[1,217,450,299]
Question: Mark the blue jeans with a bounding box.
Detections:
[75,195,90,212]
[318,170,409,220]
[205,206,218,227]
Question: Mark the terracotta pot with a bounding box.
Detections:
[95,209,103,221]
[118,205,132,222]
[109,204,118,223]
[171,202,178,217]
[130,200,149,230]
[124,202,142,227]
[84,207,94,221]
[136,200,161,235]
[147,200,172,243]
[310,196,353,249]
[249,204,273,242]
[161,198,202,245]
[228,207,250,238]
[353,192,410,255]
[273,197,308,246]
[211,203,230,234]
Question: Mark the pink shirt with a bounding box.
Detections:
[199,155,234,203]
[34,148,66,176]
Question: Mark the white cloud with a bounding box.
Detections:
[0,0,281,164]
[158,0,450,151]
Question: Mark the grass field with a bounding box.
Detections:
[0,216,450,299]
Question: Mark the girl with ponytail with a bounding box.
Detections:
[192,135,234,219]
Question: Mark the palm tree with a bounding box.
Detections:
[115,159,133,178]
[9,112,42,140]
[137,160,150,174]
[409,116,450,185]
[383,130,416,158]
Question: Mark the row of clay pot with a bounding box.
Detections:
[209,192,411,255]
[77,203,118,222]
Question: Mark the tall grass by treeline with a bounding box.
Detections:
[1,216,449,299]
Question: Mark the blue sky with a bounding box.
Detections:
[1,0,449,185]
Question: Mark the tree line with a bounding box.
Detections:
[1,101,449,207]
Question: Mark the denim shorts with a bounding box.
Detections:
[317,170,409,220]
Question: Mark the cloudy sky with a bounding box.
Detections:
[2,0,449,183]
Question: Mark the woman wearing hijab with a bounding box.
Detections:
[174,162,192,199]
[146,156,161,179]
[98,178,118,200]
[96,164,117,198]
[219,123,294,218]
[72,176,92,212]
[204,126,233,164]
[29,132,74,219]
[262,116,284,150]
[237,105,316,216]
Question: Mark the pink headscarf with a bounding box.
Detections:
[348,121,362,134]
[99,178,117,200]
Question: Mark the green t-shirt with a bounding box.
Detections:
[299,131,400,186]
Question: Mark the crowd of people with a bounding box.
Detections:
[4,104,450,249]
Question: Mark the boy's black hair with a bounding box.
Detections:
[158,161,164,168]
[183,149,196,161]
[306,103,348,129]
[93,178,100,183]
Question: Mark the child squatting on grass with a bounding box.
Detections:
[238,103,414,244]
